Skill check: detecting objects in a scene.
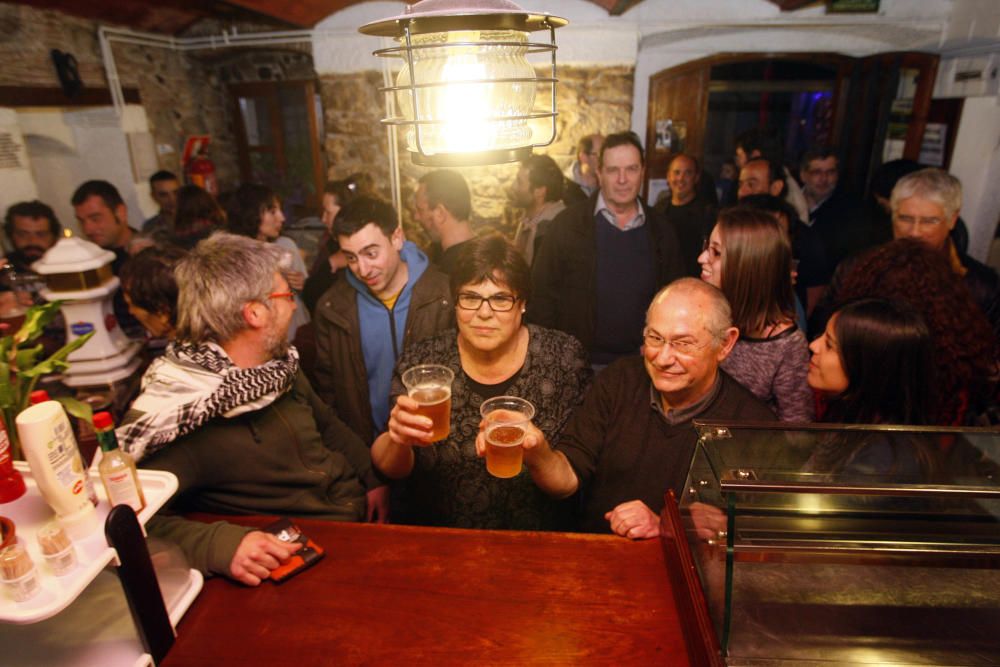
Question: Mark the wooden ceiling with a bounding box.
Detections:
[11,0,824,35]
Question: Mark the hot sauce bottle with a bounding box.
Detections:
[94,412,146,513]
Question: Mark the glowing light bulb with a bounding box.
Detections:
[396,29,535,156]
[360,1,566,166]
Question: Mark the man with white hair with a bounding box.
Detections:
[499,278,774,538]
[891,168,999,332]
[123,232,385,586]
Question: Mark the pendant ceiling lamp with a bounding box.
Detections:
[360,0,567,167]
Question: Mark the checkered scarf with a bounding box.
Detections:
[118,341,299,462]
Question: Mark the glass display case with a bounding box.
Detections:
[677,420,1000,666]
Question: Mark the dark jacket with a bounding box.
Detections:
[960,251,1000,338]
[653,197,717,277]
[797,188,870,289]
[313,263,453,445]
[302,234,341,314]
[555,357,775,533]
[527,193,686,355]
[142,371,375,577]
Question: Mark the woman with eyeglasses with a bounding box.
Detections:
[697,206,814,422]
[371,235,592,530]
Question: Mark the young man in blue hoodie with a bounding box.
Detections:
[313,197,453,461]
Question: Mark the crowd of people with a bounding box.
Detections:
[2,124,997,585]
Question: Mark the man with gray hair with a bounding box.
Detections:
[489,278,774,538]
[122,231,384,586]
[890,168,998,332]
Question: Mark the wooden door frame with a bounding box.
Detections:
[645,52,853,195]
[229,79,325,209]
[646,51,939,199]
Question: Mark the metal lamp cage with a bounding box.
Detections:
[362,11,567,167]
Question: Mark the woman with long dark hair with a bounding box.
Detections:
[226,183,310,340]
[806,298,939,478]
[690,297,942,541]
[697,206,814,421]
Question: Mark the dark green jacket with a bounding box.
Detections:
[141,371,375,577]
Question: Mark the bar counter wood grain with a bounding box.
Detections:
[161,517,697,666]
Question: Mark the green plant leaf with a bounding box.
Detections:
[20,331,95,379]
[13,301,64,345]
[56,396,94,423]
[14,344,43,372]
[0,361,14,409]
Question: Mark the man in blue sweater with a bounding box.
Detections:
[313,197,453,458]
[528,131,685,367]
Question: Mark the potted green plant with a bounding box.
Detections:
[0,301,94,459]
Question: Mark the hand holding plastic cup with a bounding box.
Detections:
[480,396,535,478]
[401,364,454,443]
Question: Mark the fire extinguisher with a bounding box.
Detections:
[186,151,218,196]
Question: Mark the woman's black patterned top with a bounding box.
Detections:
[390,324,592,530]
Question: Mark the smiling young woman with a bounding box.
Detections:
[697,206,814,422]
[804,298,941,481]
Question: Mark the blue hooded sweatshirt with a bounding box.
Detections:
[344,240,430,434]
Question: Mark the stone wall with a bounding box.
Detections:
[0,4,326,194]
[112,43,239,186]
[0,4,107,88]
[317,64,635,243]
[0,3,240,187]
[1,1,634,236]
[318,70,392,198]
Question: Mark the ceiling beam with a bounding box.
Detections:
[222,0,358,27]
[766,0,824,10]
[608,0,644,16]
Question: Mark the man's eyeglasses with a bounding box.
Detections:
[894,214,945,228]
[643,328,711,357]
[457,292,519,312]
[267,291,296,303]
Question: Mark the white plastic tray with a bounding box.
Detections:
[0,461,179,624]
[0,566,203,667]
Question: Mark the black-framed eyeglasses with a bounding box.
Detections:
[456,292,519,312]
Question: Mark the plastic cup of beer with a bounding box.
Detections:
[401,364,454,443]
[480,396,535,479]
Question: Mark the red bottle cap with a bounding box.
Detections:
[92,412,114,430]
[29,390,51,405]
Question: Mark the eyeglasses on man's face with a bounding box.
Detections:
[267,290,296,303]
[894,214,945,228]
[642,327,712,357]
[456,292,519,312]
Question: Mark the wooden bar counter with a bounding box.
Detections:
[161,516,706,666]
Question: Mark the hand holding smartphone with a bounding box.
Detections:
[261,518,325,584]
